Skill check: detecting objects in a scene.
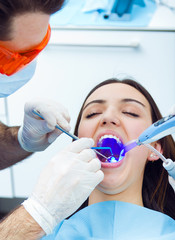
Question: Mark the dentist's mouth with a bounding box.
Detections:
[96,135,124,163]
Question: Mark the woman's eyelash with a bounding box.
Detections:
[86,112,101,118]
[123,111,139,117]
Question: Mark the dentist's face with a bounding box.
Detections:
[78,83,153,195]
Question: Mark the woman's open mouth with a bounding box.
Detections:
[96,134,124,165]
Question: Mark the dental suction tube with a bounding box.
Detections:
[144,143,175,179]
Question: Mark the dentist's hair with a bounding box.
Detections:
[0,0,65,40]
[74,78,175,220]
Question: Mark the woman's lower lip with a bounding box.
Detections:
[101,159,124,168]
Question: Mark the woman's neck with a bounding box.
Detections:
[88,185,143,207]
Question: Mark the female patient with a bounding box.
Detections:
[43,78,175,239]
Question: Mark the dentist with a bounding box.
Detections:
[0,1,104,239]
[0,0,68,168]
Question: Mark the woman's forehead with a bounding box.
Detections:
[85,83,149,106]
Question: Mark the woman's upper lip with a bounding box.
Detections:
[95,129,124,145]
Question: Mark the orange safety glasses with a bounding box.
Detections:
[0,24,51,76]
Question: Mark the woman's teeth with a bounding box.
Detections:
[98,135,121,144]
[96,135,124,163]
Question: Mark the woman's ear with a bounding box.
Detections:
[147,142,163,162]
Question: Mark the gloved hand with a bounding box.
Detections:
[18,99,71,152]
[22,138,104,235]
[169,176,175,192]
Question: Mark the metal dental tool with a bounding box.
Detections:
[32,109,109,160]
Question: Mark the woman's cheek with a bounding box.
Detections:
[128,121,151,140]
[78,121,93,138]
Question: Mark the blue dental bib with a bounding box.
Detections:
[43,201,175,240]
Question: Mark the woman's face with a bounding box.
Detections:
[78,83,153,195]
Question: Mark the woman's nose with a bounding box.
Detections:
[100,110,120,127]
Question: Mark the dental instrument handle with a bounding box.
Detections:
[32,109,79,140]
[163,159,175,179]
[32,109,108,159]
[55,125,79,140]
[138,114,175,144]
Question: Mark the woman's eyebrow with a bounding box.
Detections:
[121,98,146,107]
[83,99,106,111]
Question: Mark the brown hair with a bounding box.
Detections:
[74,78,175,219]
[0,0,65,40]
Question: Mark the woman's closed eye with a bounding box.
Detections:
[123,111,139,117]
[86,112,101,119]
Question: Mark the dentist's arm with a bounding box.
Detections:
[0,122,32,169]
[0,138,104,239]
[0,206,44,240]
[0,99,70,170]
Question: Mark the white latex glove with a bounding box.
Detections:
[22,138,104,235]
[18,99,71,152]
[169,176,175,192]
